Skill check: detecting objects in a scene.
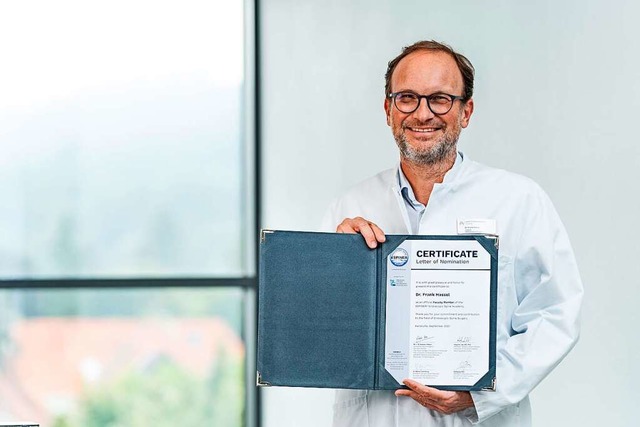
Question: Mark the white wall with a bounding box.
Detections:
[260,1,640,426]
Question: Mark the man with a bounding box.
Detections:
[322,41,583,427]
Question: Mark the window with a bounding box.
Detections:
[0,1,256,426]
[0,288,246,426]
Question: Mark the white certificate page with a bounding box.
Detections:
[384,239,491,387]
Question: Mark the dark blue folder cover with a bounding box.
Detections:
[257,230,497,391]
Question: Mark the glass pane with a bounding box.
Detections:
[0,0,246,278]
[0,287,245,426]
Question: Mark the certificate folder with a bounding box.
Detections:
[257,230,497,391]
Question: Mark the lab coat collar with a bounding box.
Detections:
[393,150,466,194]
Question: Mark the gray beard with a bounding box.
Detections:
[395,131,458,166]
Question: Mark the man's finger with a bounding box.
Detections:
[394,389,416,399]
[403,379,434,392]
[336,223,356,233]
[337,217,383,249]
[336,218,363,234]
[395,389,439,411]
[400,380,474,414]
[404,379,440,393]
[350,217,379,248]
[369,221,386,243]
[402,380,445,403]
[396,388,422,404]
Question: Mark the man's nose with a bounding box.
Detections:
[412,97,435,121]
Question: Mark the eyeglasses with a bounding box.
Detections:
[388,92,465,115]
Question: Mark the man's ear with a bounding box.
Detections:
[384,98,391,126]
[460,98,474,128]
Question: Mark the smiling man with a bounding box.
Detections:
[322,41,583,427]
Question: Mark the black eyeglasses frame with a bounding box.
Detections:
[388,91,466,115]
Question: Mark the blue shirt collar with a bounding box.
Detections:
[397,151,464,210]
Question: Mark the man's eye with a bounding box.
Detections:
[397,94,417,103]
[430,95,451,104]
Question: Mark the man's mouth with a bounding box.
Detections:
[405,126,442,133]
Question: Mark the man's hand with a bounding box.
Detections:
[395,379,475,415]
[336,217,386,248]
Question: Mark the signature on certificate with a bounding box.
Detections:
[415,335,434,344]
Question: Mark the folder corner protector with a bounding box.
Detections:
[256,371,272,387]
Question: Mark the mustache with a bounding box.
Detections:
[402,119,445,128]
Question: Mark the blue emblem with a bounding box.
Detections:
[390,248,409,267]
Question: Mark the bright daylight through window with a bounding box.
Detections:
[0,1,250,426]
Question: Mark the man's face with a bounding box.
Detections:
[384,50,474,165]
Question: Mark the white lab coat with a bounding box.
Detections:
[322,153,583,427]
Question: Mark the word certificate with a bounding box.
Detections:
[384,238,495,388]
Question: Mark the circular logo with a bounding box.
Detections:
[390,248,409,267]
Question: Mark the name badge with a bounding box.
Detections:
[457,219,497,235]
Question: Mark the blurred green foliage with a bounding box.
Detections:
[55,347,243,427]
